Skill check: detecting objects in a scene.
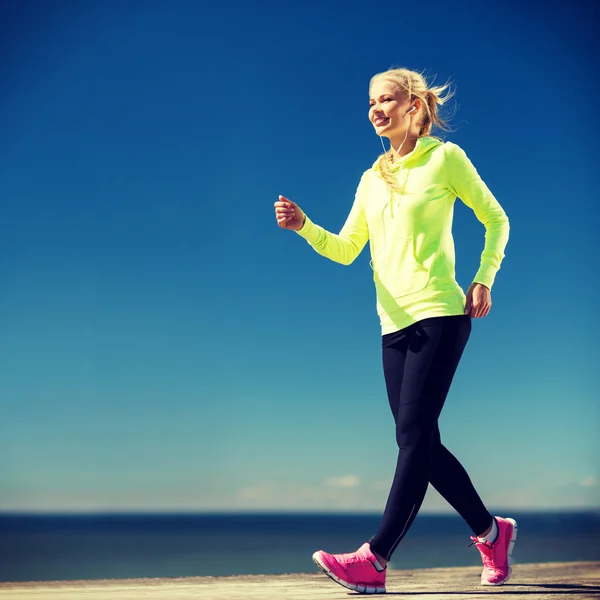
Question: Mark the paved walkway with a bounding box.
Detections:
[0,561,598,599]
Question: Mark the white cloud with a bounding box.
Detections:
[323,475,360,489]
[5,471,599,512]
[238,484,274,501]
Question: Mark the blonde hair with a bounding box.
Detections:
[370,67,455,191]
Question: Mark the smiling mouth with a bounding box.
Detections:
[374,118,390,126]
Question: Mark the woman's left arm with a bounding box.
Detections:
[444,143,510,317]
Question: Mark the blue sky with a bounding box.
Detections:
[1,0,598,514]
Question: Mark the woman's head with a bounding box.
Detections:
[368,67,454,141]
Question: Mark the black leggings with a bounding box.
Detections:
[369,315,493,561]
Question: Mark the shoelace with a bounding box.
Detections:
[334,552,364,563]
[468,537,500,572]
[334,550,369,565]
[468,536,493,549]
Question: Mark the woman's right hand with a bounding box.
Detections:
[274,195,306,231]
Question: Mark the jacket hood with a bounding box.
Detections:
[373,135,443,172]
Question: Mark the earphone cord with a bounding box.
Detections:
[379,114,411,210]
[379,125,410,162]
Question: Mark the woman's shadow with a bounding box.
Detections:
[350,582,600,596]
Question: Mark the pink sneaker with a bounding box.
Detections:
[312,542,386,594]
[470,517,518,585]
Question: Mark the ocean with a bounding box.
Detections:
[0,512,598,583]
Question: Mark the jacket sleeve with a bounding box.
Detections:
[445,143,510,289]
[294,172,370,266]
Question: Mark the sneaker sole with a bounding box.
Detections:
[481,518,518,586]
[312,553,386,594]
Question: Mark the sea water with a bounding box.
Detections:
[1,511,598,582]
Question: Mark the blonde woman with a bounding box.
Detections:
[274,67,514,595]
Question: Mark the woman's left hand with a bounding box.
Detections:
[464,283,492,318]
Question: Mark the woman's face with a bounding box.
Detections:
[368,79,412,138]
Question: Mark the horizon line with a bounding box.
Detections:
[1,507,598,517]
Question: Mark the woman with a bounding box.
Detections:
[273,67,514,595]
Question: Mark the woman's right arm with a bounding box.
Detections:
[275,173,370,266]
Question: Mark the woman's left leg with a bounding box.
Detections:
[369,315,471,560]
[311,315,471,594]
[429,428,493,536]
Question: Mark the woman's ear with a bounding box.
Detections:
[407,99,422,115]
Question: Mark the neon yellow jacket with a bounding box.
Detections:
[295,136,510,334]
